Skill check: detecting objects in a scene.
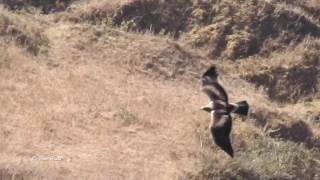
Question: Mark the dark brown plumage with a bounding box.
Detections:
[200,66,249,158]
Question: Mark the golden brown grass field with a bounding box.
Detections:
[0,0,320,179]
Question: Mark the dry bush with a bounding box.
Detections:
[241,105,316,148]
[0,10,48,55]
[246,96,320,148]
[112,0,194,38]
[0,168,35,180]
[63,0,194,37]
[0,0,319,179]
[265,120,313,142]
[271,0,320,18]
[1,0,75,13]
[63,0,319,59]
[182,124,320,180]
[190,88,319,179]
[238,38,320,103]
[187,0,320,60]
[61,0,121,24]
[113,107,139,127]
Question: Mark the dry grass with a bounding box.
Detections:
[1,0,76,13]
[182,119,320,179]
[269,0,320,20]
[0,9,49,55]
[57,0,123,23]
[0,0,320,179]
[186,0,320,59]
[232,38,320,103]
[0,8,206,179]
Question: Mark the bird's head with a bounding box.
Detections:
[201,101,214,113]
[200,106,213,113]
[201,107,212,113]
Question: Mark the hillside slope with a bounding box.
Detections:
[0,13,206,179]
[0,0,320,179]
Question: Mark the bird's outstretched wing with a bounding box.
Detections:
[211,113,233,158]
[201,66,229,107]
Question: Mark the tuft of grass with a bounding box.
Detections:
[0,0,319,179]
[238,38,320,103]
[0,168,35,180]
[1,0,76,14]
[186,0,320,60]
[59,0,320,61]
[113,107,139,126]
[62,0,119,24]
[0,10,49,55]
[183,123,320,180]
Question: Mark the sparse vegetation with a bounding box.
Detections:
[114,107,139,126]
[67,0,320,59]
[238,38,320,103]
[183,134,320,180]
[1,0,75,13]
[0,0,319,179]
[0,10,48,55]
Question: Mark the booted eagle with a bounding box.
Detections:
[200,66,249,158]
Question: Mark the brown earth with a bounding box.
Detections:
[0,0,320,179]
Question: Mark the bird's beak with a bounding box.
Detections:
[200,106,212,113]
[201,101,213,112]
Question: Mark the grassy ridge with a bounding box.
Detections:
[0,0,319,179]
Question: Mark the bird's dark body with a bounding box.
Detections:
[200,65,249,158]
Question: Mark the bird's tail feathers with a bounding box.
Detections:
[230,101,249,116]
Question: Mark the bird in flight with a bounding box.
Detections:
[200,66,249,158]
